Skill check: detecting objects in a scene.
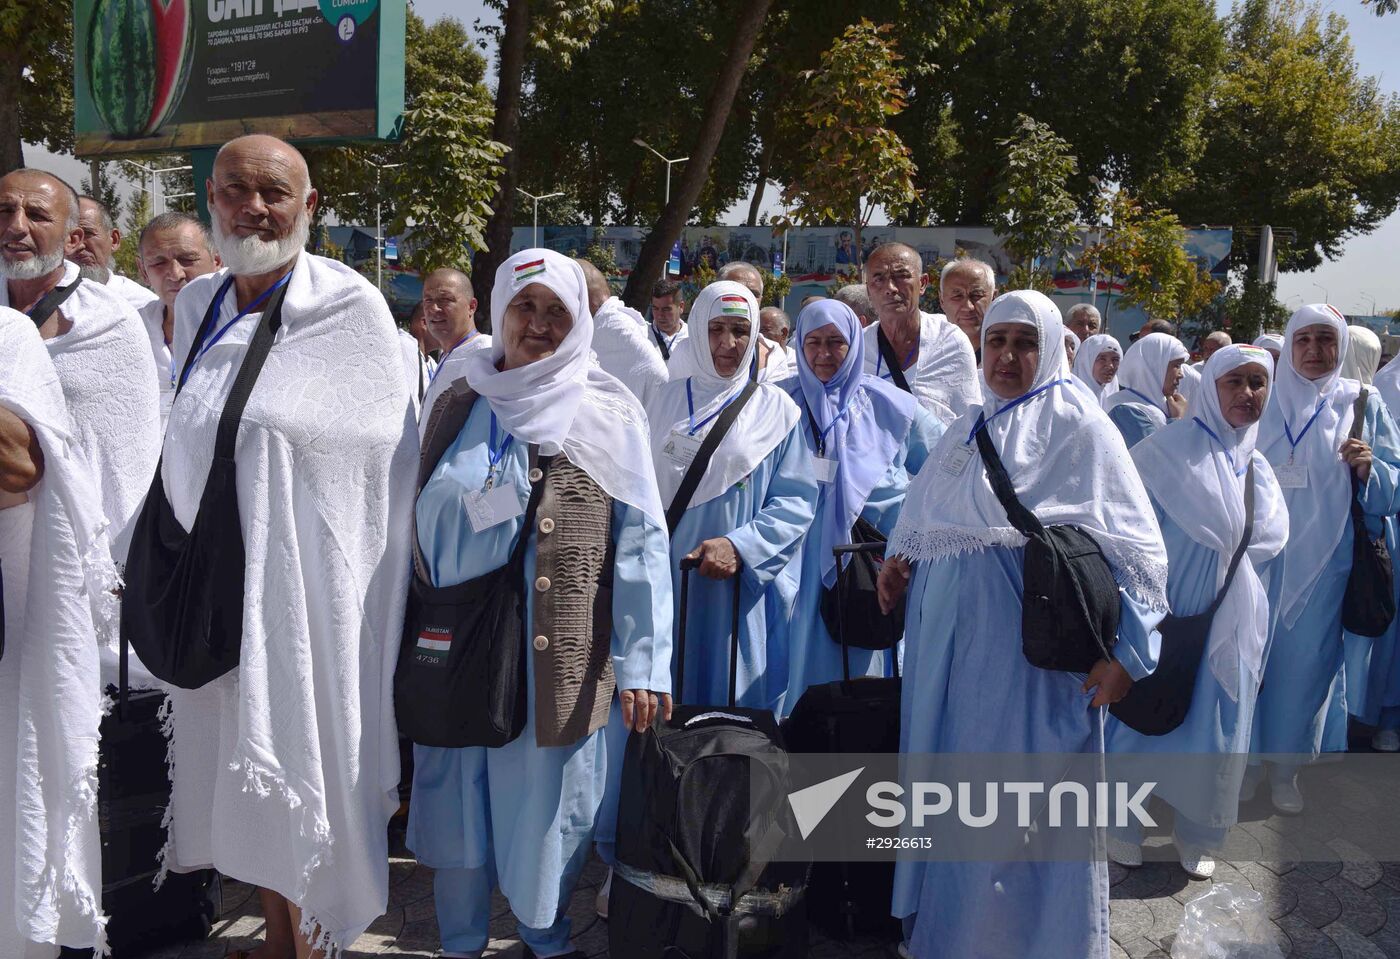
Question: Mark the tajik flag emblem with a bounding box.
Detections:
[719,294,749,317]
[513,258,547,285]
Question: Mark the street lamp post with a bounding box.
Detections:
[766,178,788,276]
[517,188,564,249]
[633,138,688,207]
[122,160,193,216]
[1360,290,1378,316]
[1312,282,1330,304]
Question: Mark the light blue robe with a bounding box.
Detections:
[668,426,817,714]
[1107,504,1277,844]
[780,407,941,711]
[1107,402,1163,449]
[407,400,672,943]
[1252,392,1400,757]
[892,548,1162,959]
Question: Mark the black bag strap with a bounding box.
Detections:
[652,324,671,362]
[675,556,744,707]
[665,380,759,534]
[26,277,82,329]
[972,420,1046,537]
[876,325,912,393]
[213,279,291,461]
[1203,461,1256,618]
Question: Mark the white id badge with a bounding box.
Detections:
[664,430,704,469]
[159,389,175,419]
[812,456,838,484]
[1274,463,1308,489]
[941,444,975,476]
[465,483,524,532]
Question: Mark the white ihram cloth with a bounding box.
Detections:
[138,299,176,430]
[465,248,665,524]
[417,329,491,439]
[1130,345,1289,695]
[0,309,114,956]
[591,295,669,409]
[860,311,980,424]
[889,289,1169,610]
[0,261,161,569]
[162,253,416,954]
[104,271,158,311]
[647,282,800,510]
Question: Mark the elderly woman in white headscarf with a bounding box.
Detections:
[1253,333,1284,367]
[1106,345,1289,879]
[776,299,944,705]
[647,281,817,714]
[406,249,673,959]
[1251,305,1400,813]
[1072,333,1123,407]
[1103,331,1190,447]
[879,290,1168,959]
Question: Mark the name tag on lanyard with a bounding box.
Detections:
[812,456,837,484]
[941,444,975,476]
[464,483,524,533]
[663,429,704,469]
[1273,463,1308,489]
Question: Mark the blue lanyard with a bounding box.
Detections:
[1122,387,1165,415]
[1283,399,1326,458]
[685,379,740,435]
[427,330,478,386]
[965,379,1069,444]
[801,395,850,456]
[488,412,514,470]
[179,273,290,389]
[1192,417,1246,477]
[876,342,918,378]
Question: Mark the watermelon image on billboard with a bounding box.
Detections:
[86,0,194,139]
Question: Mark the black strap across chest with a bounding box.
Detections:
[876,325,912,394]
[26,277,82,329]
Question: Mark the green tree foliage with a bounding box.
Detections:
[780,20,918,266]
[1084,191,1222,322]
[1363,0,1397,14]
[1169,0,1400,271]
[115,186,151,278]
[991,115,1081,292]
[0,0,73,171]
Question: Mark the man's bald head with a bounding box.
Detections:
[1201,330,1232,360]
[0,169,84,283]
[864,242,922,278]
[423,267,473,298]
[0,169,80,231]
[717,260,764,300]
[574,258,612,315]
[421,267,479,350]
[213,134,312,199]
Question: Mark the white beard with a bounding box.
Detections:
[0,247,65,281]
[213,213,310,276]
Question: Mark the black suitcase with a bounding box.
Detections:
[781,541,902,941]
[83,688,219,957]
[610,559,808,959]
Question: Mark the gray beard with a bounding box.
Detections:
[213,214,310,276]
[0,247,65,281]
[78,262,112,284]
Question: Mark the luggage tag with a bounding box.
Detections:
[663,430,704,469]
[465,483,524,533]
[1273,462,1307,489]
[941,443,975,476]
[812,456,838,484]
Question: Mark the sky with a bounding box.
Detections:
[28,0,1400,314]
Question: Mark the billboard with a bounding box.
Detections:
[72,0,406,156]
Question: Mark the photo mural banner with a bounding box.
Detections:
[72,0,406,156]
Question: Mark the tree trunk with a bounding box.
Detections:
[745,132,776,226]
[622,0,773,309]
[469,0,530,323]
[0,60,25,174]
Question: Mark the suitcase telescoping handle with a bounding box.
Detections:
[832,542,900,683]
[676,554,744,708]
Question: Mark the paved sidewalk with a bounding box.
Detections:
[140,794,1400,959]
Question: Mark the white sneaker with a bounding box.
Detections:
[1373,728,1400,752]
[1178,847,1217,880]
[1271,776,1304,815]
[1106,835,1143,868]
[595,867,612,920]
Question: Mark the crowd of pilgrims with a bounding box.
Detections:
[2,133,1400,959]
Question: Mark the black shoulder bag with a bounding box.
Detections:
[394,385,548,748]
[664,381,759,533]
[1110,463,1255,736]
[974,422,1121,673]
[876,326,912,394]
[1342,390,1396,638]
[820,520,901,651]
[120,275,291,704]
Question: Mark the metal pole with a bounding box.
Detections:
[533,196,540,249]
[664,161,672,207]
[88,159,101,198]
[376,165,382,292]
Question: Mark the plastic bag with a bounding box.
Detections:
[1171,883,1285,959]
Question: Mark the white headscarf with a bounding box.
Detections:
[1253,333,1283,355]
[646,282,800,510]
[1258,303,1361,627]
[889,290,1168,609]
[1130,345,1289,695]
[1341,325,1381,386]
[1374,346,1400,419]
[465,249,665,524]
[1072,333,1122,405]
[1103,332,1189,425]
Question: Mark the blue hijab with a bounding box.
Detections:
[786,300,917,586]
